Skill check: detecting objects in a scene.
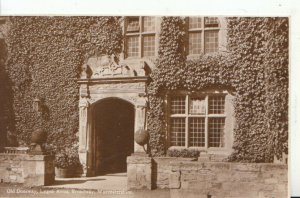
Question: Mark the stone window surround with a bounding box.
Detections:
[165,89,235,156]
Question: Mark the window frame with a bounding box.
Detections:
[167,91,228,151]
[187,17,220,56]
[125,16,157,59]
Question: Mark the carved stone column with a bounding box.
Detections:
[134,93,148,154]
[78,97,89,176]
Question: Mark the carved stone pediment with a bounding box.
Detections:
[81,55,138,79]
[80,55,153,79]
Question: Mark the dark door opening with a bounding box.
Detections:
[94,98,134,175]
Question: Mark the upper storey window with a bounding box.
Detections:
[125,16,156,58]
[188,17,220,55]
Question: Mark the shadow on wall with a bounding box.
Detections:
[0,38,17,151]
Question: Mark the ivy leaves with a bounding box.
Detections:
[227,17,288,162]
[148,17,288,162]
[3,16,288,162]
[4,17,123,154]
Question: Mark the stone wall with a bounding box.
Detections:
[152,157,196,189]
[0,154,55,186]
[127,157,288,197]
[152,158,288,198]
[169,161,287,198]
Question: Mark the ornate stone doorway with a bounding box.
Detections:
[93,98,134,175]
[77,55,150,176]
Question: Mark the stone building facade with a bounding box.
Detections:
[0,16,288,197]
[0,15,288,182]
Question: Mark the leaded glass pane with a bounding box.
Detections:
[208,95,225,114]
[204,30,219,53]
[170,96,186,114]
[208,118,225,147]
[189,32,202,55]
[189,118,205,147]
[126,36,139,57]
[143,35,155,56]
[189,17,202,29]
[204,17,219,27]
[127,17,140,32]
[170,118,186,146]
[143,17,155,32]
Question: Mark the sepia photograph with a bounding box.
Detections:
[0,1,296,197]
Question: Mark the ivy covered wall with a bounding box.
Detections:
[226,17,288,162]
[0,16,288,163]
[0,17,122,155]
[147,17,288,162]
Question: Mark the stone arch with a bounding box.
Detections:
[90,96,136,108]
[78,93,148,176]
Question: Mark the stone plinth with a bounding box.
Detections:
[0,154,55,186]
[127,155,152,190]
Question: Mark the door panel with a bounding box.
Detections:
[94,98,134,175]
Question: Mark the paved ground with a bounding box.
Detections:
[47,172,128,190]
[0,172,184,198]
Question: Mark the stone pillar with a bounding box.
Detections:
[127,156,152,190]
[23,155,55,186]
[78,97,89,176]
